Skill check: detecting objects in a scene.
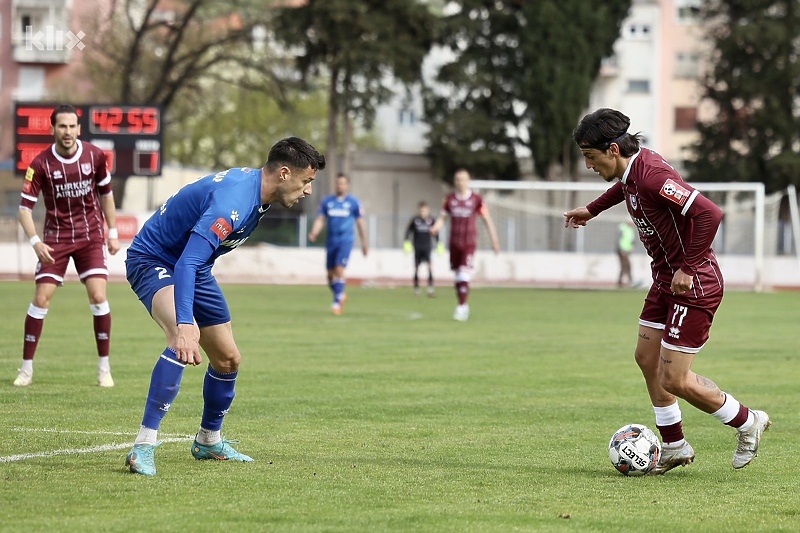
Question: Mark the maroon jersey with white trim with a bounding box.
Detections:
[443,190,487,248]
[20,140,113,244]
[587,149,724,296]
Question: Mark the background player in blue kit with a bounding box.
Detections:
[308,173,368,315]
[124,137,325,476]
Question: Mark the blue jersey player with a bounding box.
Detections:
[124,137,325,476]
[308,173,368,315]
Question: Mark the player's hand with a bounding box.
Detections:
[173,323,202,366]
[671,269,694,295]
[563,207,594,229]
[33,242,56,265]
[403,241,412,254]
[362,244,369,257]
[107,238,121,255]
[492,241,500,254]
[308,232,317,243]
[436,242,445,256]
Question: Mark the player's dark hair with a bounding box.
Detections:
[418,201,428,208]
[573,108,642,157]
[336,173,349,181]
[266,137,326,172]
[453,167,471,178]
[50,104,79,126]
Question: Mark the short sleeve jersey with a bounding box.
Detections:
[128,167,269,269]
[587,149,723,292]
[443,190,486,248]
[19,140,113,244]
[405,216,436,252]
[318,194,363,246]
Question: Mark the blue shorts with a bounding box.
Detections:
[326,241,353,270]
[125,252,231,328]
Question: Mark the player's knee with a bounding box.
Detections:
[455,269,471,283]
[657,369,688,397]
[211,352,241,373]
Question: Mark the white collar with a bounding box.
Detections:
[620,150,641,184]
[51,139,83,164]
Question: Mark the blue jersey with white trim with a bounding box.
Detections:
[129,167,269,268]
[318,194,362,246]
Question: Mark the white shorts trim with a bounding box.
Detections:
[661,339,705,354]
[35,273,64,283]
[639,319,665,330]
[79,267,108,280]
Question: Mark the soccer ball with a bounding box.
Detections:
[608,424,661,476]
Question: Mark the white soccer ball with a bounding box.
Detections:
[608,423,661,476]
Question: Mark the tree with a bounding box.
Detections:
[80,0,290,204]
[423,0,630,181]
[273,0,437,192]
[686,0,800,193]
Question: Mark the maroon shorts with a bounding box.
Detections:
[35,240,108,285]
[449,245,476,272]
[639,283,723,353]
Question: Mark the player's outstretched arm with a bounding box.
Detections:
[430,213,447,236]
[481,212,500,254]
[357,218,369,256]
[18,207,55,265]
[563,207,595,228]
[100,193,120,255]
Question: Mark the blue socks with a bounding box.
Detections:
[201,365,238,431]
[331,278,346,304]
[141,348,186,430]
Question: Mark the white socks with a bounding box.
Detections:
[196,427,221,446]
[135,426,158,446]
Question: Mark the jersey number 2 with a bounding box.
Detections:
[154,267,171,279]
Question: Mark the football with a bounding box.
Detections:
[608,423,661,476]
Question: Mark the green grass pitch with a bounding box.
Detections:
[1,280,799,531]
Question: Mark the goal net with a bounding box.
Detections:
[472,179,781,291]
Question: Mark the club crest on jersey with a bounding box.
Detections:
[211,217,233,240]
[231,210,239,222]
[81,163,92,175]
[52,170,63,180]
[660,179,691,206]
[629,195,638,211]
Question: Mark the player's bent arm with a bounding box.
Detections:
[172,233,215,365]
[680,195,724,275]
[431,212,448,236]
[308,214,326,242]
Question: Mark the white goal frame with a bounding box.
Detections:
[472,180,767,292]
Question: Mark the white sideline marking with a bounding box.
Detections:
[9,427,192,438]
[0,436,193,463]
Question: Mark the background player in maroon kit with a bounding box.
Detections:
[564,108,770,473]
[15,104,120,387]
[431,168,499,321]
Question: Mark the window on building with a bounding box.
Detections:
[398,109,417,126]
[675,52,701,79]
[627,80,650,94]
[625,23,652,40]
[676,0,702,22]
[674,107,698,131]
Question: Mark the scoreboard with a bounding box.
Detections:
[14,103,163,178]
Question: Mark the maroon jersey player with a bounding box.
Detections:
[564,108,769,474]
[15,104,120,388]
[431,168,499,321]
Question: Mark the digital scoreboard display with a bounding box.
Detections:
[14,103,163,178]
